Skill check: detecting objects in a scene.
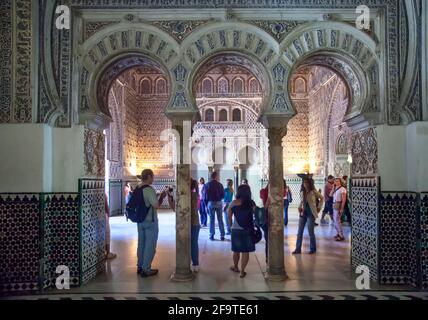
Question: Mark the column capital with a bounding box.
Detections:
[165,110,200,127]
[259,114,292,130]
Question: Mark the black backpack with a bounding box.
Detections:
[125,185,152,223]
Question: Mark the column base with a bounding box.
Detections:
[265,271,288,282]
[170,271,195,282]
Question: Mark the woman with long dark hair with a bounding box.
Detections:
[293,178,324,254]
[228,184,256,278]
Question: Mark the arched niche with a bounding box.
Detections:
[280,22,381,130]
[76,24,178,129]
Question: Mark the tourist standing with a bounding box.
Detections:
[198,178,208,227]
[321,175,335,224]
[342,175,352,225]
[136,169,163,277]
[293,178,324,254]
[331,178,347,241]
[190,179,201,272]
[283,180,293,226]
[204,171,225,241]
[228,184,256,278]
[223,179,234,235]
[259,184,269,262]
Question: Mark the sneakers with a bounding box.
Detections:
[308,250,316,254]
[140,269,159,278]
[105,252,117,260]
[220,236,225,241]
[209,236,214,241]
[292,250,301,255]
[335,236,345,242]
[191,265,200,273]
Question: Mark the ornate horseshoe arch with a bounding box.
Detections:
[75,23,179,129]
[173,22,279,117]
[280,21,381,130]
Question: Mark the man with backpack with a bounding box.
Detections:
[127,169,165,278]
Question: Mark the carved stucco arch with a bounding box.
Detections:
[280,21,381,130]
[77,23,179,128]
[172,22,279,117]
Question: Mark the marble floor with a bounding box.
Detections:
[48,208,406,295]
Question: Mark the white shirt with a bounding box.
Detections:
[333,187,347,203]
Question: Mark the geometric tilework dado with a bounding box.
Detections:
[351,177,380,282]
[42,194,80,289]
[380,192,418,287]
[0,186,107,293]
[79,179,106,284]
[0,194,41,292]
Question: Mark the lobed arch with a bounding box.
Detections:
[76,24,179,128]
[180,22,279,116]
[189,51,274,117]
[280,21,381,129]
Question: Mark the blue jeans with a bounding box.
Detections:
[223,202,231,234]
[208,201,225,238]
[137,220,159,271]
[295,209,316,252]
[284,199,290,225]
[199,199,208,226]
[191,225,200,266]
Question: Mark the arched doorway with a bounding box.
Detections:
[191,53,267,194]
[100,56,173,214]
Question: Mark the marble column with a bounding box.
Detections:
[266,126,288,281]
[238,165,247,184]
[234,166,239,195]
[170,123,194,282]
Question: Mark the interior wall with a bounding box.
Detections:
[0,124,86,193]
[0,124,51,193]
[118,69,172,179]
[287,66,350,177]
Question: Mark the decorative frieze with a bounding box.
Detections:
[250,20,303,42]
[13,0,33,123]
[151,20,209,43]
[0,0,12,123]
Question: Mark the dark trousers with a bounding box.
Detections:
[321,198,333,220]
[199,199,208,226]
[343,200,351,224]
[284,199,290,226]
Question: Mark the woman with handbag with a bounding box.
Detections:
[228,184,257,278]
[292,178,324,255]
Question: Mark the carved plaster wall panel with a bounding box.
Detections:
[84,129,106,178]
[350,127,378,176]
